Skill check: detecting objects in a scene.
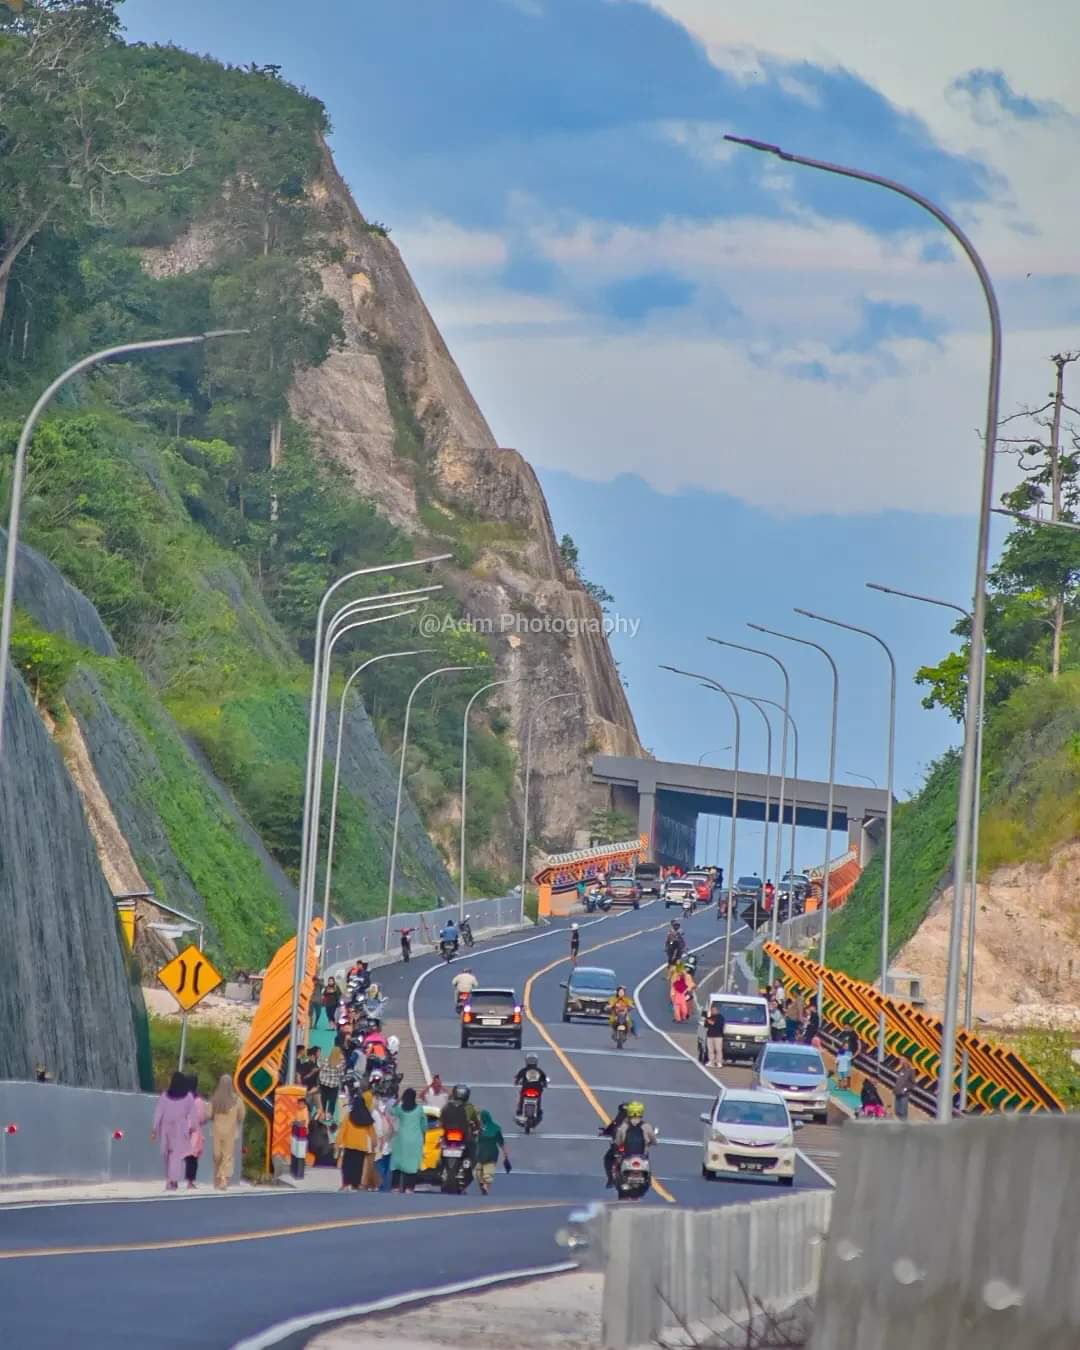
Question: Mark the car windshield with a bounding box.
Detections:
[470,990,515,1006]
[571,971,616,992]
[738,876,762,889]
[712,1000,767,1026]
[715,1100,789,1128]
[765,1050,826,1076]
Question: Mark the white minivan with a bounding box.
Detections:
[696,992,771,1064]
[700,1086,799,1185]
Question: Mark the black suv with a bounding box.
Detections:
[561,966,618,1022]
[460,987,523,1048]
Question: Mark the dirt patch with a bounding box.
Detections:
[143,986,255,1041]
[895,841,1080,1027]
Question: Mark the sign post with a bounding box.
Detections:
[157,942,222,1071]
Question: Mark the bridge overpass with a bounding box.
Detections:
[592,754,890,868]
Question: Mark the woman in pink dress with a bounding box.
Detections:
[152,1072,195,1191]
[183,1075,207,1189]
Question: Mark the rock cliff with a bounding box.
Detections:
[293,139,642,853]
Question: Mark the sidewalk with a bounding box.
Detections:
[0,1176,273,1206]
[307,1270,602,1350]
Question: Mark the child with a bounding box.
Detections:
[836,1047,853,1090]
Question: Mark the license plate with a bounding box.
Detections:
[738,1161,766,1172]
[443,1146,464,1158]
[481,1018,503,1026]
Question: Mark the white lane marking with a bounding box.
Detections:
[407,902,658,1083]
[457,1083,715,1101]
[503,1132,702,1148]
[424,1043,686,1063]
[230,1261,578,1350]
[631,929,836,1190]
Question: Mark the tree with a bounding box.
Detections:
[588,808,637,845]
[558,531,615,610]
[0,1,192,330]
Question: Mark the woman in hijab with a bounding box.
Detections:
[151,1072,195,1191]
[390,1088,425,1193]
[208,1074,246,1190]
[474,1108,510,1196]
[336,1086,375,1191]
[182,1074,207,1189]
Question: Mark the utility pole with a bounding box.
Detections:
[1048,352,1079,679]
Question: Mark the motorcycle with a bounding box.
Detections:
[460,919,475,949]
[440,938,458,963]
[612,1011,631,1050]
[584,890,599,913]
[615,1149,652,1200]
[681,897,693,919]
[519,1084,543,1134]
[455,988,470,1014]
[439,1127,474,1194]
[599,892,613,912]
[684,951,699,977]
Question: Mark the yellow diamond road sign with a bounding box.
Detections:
[158,944,222,1012]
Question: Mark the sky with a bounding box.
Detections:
[122,0,1080,870]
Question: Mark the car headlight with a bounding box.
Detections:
[710,1129,728,1144]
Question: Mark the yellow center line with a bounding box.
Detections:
[522,922,678,1204]
[0,1199,570,1261]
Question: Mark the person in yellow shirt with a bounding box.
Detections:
[336,1089,375,1191]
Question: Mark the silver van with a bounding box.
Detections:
[696,992,770,1064]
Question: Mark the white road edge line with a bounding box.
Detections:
[407,901,657,1083]
[630,928,837,1191]
[230,1260,578,1350]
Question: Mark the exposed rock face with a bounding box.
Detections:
[0,669,141,1088]
[291,140,642,855]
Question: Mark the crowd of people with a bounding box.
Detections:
[151,1071,246,1192]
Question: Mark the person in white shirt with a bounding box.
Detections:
[451,968,479,1008]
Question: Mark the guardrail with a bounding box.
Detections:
[0,1079,239,1183]
[321,893,525,969]
[584,1191,832,1348]
[810,1115,1080,1349]
[764,941,1064,1114]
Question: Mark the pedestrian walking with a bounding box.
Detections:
[372,1094,396,1192]
[569,923,580,963]
[784,997,801,1042]
[390,1088,425,1193]
[182,1075,207,1189]
[337,1091,375,1191]
[670,967,692,1023]
[321,977,341,1030]
[475,1109,510,1195]
[704,1003,726,1068]
[836,1047,853,1091]
[770,1002,786,1041]
[208,1074,246,1191]
[318,1045,346,1122]
[151,1072,196,1192]
[893,1061,914,1120]
[575,877,587,906]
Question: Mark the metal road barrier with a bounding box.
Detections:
[0,1080,239,1183]
[764,942,1065,1114]
[321,892,525,969]
[810,1114,1080,1350]
[587,1191,832,1348]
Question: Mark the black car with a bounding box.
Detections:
[460,987,523,1048]
[561,965,618,1021]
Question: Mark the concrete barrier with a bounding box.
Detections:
[320,893,525,970]
[810,1115,1080,1350]
[0,1079,242,1184]
[601,1190,833,1348]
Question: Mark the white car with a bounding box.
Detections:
[700,1086,800,1186]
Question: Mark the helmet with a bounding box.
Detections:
[625,1100,645,1120]
[369,1069,384,1084]
[387,1035,400,1055]
[672,921,681,930]
[525,1053,539,1068]
[571,922,579,931]
[452,1083,471,1103]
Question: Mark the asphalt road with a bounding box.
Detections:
[0,899,831,1349]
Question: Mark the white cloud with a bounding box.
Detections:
[391,218,509,271]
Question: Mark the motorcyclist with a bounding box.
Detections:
[451,967,479,1009]
[607,986,636,1038]
[665,921,686,966]
[599,1101,631,1187]
[362,983,386,1021]
[513,1052,549,1123]
[439,919,460,954]
[440,1083,481,1158]
[614,1100,658,1155]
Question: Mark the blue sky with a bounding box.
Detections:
[122,0,1080,870]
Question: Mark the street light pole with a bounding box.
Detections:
[661,666,742,988]
[696,748,732,867]
[708,638,793,974]
[384,665,477,949]
[0,330,248,758]
[725,136,1001,1121]
[796,607,896,1065]
[866,580,984,1102]
[519,692,577,906]
[749,622,839,1015]
[319,647,436,966]
[729,692,772,936]
[845,771,878,788]
[460,678,513,918]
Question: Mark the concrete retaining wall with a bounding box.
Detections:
[321,893,525,970]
